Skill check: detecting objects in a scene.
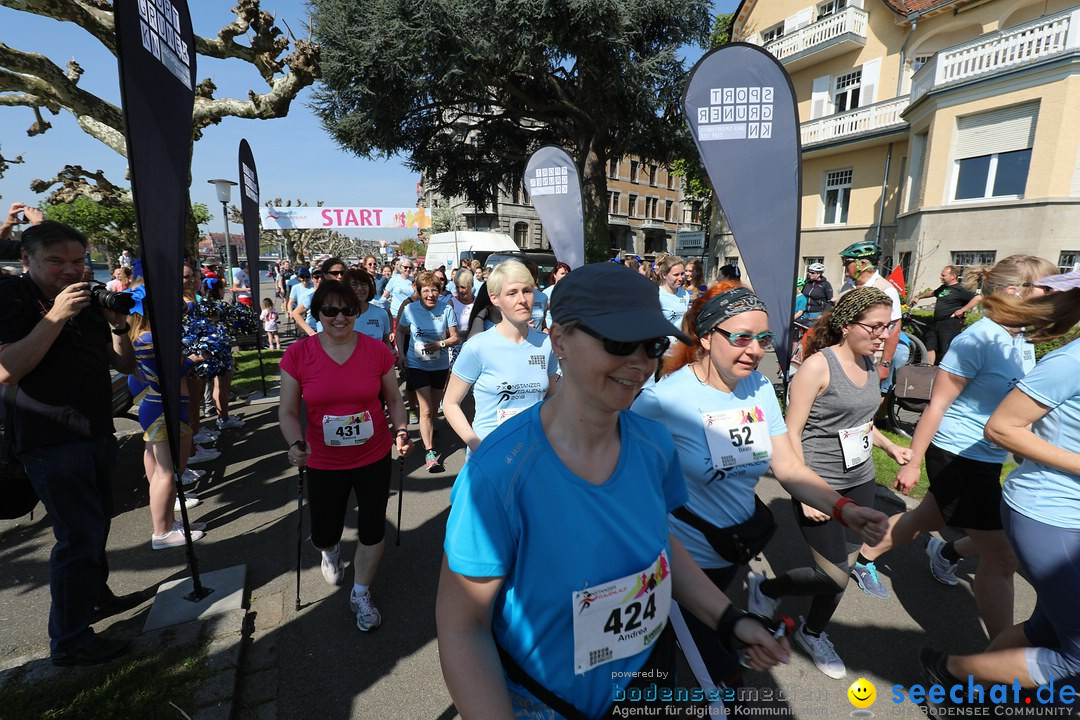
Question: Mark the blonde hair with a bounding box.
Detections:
[453,267,474,287]
[486,259,534,296]
[963,254,1058,300]
[654,254,684,283]
[982,288,1080,342]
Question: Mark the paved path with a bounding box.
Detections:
[0,322,1042,719]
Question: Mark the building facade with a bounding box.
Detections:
[428,155,704,259]
[733,0,1080,293]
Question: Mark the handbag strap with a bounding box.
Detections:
[672,505,718,537]
[495,641,589,720]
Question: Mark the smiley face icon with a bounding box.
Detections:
[848,678,876,708]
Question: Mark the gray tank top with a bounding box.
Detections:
[801,347,881,489]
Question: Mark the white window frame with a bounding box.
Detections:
[833,69,862,113]
[950,149,1032,203]
[630,160,639,184]
[1059,251,1080,273]
[912,53,933,74]
[628,194,638,217]
[822,169,853,226]
[803,256,824,271]
[609,191,621,214]
[951,251,997,274]
[761,23,784,44]
[817,0,847,21]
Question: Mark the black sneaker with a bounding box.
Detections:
[91,589,150,624]
[918,647,959,710]
[52,636,131,667]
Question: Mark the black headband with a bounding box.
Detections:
[694,287,769,337]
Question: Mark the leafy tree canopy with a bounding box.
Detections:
[311,0,710,261]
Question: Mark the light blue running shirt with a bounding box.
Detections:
[1003,340,1080,529]
[632,365,786,569]
[530,289,548,330]
[934,317,1036,463]
[452,328,558,442]
[353,305,390,342]
[399,301,457,370]
[385,274,415,316]
[658,287,690,349]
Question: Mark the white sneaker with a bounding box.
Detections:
[193,428,219,445]
[152,528,204,549]
[321,545,344,586]
[181,468,205,486]
[746,571,779,618]
[794,617,846,679]
[171,518,206,532]
[188,446,221,465]
[216,415,244,430]
[174,492,201,511]
[926,537,960,586]
[350,588,382,631]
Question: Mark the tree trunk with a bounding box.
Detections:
[579,136,610,264]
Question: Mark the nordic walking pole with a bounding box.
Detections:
[395,454,405,547]
[295,441,307,611]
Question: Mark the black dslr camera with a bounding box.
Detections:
[88,282,136,314]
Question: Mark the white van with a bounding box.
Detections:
[424,231,519,272]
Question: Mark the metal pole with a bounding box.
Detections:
[222,200,235,303]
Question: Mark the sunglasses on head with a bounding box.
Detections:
[319,305,359,317]
[710,327,776,350]
[579,325,670,359]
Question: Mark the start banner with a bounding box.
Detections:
[260,206,432,230]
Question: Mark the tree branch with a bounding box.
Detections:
[30,164,130,206]
[0,0,116,53]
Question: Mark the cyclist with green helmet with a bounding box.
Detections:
[838,242,902,389]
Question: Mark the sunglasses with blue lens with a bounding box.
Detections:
[579,325,671,359]
[710,327,776,350]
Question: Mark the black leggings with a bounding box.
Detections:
[759,481,876,633]
[305,452,392,548]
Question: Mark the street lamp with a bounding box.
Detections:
[208,178,238,301]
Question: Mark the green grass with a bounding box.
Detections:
[0,641,212,720]
[232,348,282,395]
[871,430,1017,501]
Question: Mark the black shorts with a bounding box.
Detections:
[925,317,964,357]
[925,443,1004,530]
[305,452,392,548]
[406,367,448,391]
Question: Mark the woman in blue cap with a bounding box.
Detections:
[438,263,792,719]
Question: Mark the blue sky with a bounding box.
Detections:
[0,0,737,242]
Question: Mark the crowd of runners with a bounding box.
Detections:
[4,200,1080,717]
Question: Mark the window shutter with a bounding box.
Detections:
[785,8,812,33]
[861,58,880,105]
[955,103,1039,159]
[811,75,831,119]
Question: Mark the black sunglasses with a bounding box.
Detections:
[579,325,670,359]
[325,270,345,277]
[319,305,359,317]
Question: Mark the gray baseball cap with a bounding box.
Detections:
[550,263,692,344]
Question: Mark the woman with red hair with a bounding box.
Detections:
[631,281,888,701]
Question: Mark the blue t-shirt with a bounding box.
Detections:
[291,284,317,327]
[632,366,787,569]
[658,287,690,340]
[530,289,548,330]
[445,403,687,718]
[399,301,457,370]
[452,329,558,442]
[934,317,1036,463]
[385,274,415,316]
[1003,340,1080,529]
[353,304,390,342]
[795,294,808,314]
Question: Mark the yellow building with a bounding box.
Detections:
[732,0,1080,292]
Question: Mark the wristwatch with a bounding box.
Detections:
[439,340,446,348]
[880,360,892,368]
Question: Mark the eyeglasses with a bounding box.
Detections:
[710,327,776,350]
[852,320,899,336]
[400,265,413,270]
[325,270,344,277]
[319,305,359,317]
[579,325,670,359]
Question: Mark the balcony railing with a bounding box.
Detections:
[801,95,910,146]
[911,8,1080,102]
[608,213,630,226]
[763,7,868,64]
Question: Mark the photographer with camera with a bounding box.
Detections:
[0,220,138,667]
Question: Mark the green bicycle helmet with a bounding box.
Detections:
[839,241,882,264]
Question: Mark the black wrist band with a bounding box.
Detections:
[290,440,305,450]
[111,324,130,335]
[715,605,749,651]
